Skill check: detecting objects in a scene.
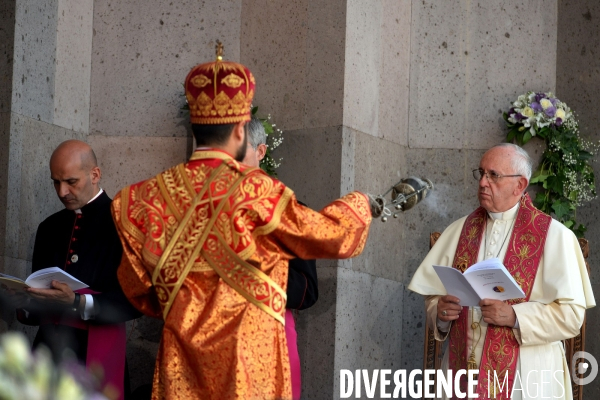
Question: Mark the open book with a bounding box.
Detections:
[433,258,525,306]
[0,267,88,291]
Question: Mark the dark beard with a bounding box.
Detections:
[234,129,248,162]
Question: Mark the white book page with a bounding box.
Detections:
[25,267,88,290]
[463,258,503,272]
[0,273,28,291]
[463,259,525,301]
[0,272,24,282]
[433,265,481,307]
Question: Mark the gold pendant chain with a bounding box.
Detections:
[467,307,484,371]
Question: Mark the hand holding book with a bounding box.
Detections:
[433,258,525,307]
[1,267,89,308]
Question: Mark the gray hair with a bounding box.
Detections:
[489,143,533,181]
[247,117,267,149]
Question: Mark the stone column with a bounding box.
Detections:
[243,0,559,398]
[4,0,92,288]
[241,0,348,393]
[0,0,15,332]
[558,0,600,397]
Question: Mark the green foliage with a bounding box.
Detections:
[505,113,597,238]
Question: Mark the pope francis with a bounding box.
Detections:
[408,143,595,400]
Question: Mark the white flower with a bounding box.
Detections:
[522,107,534,118]
[540,98,553,110]
[56,373,86,400]
[0,333,31,374]
[556,109,565,120]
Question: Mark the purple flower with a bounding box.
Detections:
[544,106,556,117]
[555,118,563,126]
[531,102,543,112]
[535,93,546,102]
[513,113,526,121]
[549,97,557,106]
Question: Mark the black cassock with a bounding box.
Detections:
[285,198,318,310]
[18,191,141,363]
[286,258,318,310]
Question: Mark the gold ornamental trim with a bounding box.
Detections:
[152,164,228,318]
[189,150,234,162]
[253,187,294,238]
[191,74,211,88]
[190,114,251,125]
[156,173,183,222]
[152,161,287,324]
[203,229,286,325]
[117,187,146,245]
[221,73,245,88]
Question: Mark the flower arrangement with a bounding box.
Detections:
[504,91,598,237]
[0,332,106,400]
[251,106,283,177]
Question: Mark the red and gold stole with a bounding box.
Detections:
[448,194,551,399]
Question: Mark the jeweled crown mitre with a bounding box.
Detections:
[185,41,255,125]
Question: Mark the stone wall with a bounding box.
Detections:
[558,1,600,398]
[0,0,15,332]
[1,0,599,398]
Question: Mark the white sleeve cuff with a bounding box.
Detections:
[513,316,519,329]
[81,294,95,320]
[436,317,451,331]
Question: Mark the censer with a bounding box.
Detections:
[370,177,434,221]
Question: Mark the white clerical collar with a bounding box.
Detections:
[488,200,520,221]
[74,188,104,214]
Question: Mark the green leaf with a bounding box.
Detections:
[251,106,258,115]
[507,129,516,143]
[530,170,549,184]
[574,224,587,238]
[522,130,532,144]
[545,176,563,193]
[534,192,547,205]
[563,220,574,229]
[578,151,593,160]
[262,120,274,135]
[551,200,570,219]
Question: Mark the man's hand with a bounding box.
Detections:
[27,280,75,305]
[480,299,516,327]
[437,295,463,322]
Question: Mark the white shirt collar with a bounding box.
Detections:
[488,200,520,221]
[74,188,104,214]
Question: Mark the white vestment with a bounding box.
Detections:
[408,203,595,400]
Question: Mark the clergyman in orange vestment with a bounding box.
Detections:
[110,50,373,400]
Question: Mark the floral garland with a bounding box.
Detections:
[251,106,283,177]
[504,91,598,237]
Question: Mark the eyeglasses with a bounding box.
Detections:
[472,169,521,184]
